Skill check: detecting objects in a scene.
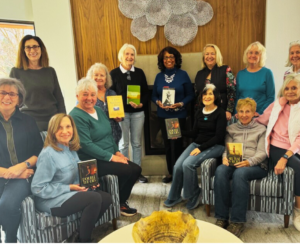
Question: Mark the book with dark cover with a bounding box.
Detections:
[226,143,243,166]
[162,87,175,106]
[78,159,99,187]
[165,118,181,139]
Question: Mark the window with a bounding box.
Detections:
[0,20,35,77]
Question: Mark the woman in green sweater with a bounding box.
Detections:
[69,78,141,217]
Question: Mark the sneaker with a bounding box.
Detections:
[226,222,245,237]
[293,207,300,231]
[162,175,172,183]
[139,175,148,183]
[120,201,137,217]
[215,219,229,229]
[164,197,183,207]
[186,190,201,210]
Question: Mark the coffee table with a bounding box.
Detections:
[99,219,243,243]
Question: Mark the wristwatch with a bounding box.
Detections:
[24,161,31,168]
[282,154,289,160]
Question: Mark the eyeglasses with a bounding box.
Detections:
[0,91,19,98]
[290,40,300,45]
[163,56,175,60]
[24,45,40,52]
[126,71,131,81]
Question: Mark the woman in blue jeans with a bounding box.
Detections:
[164,84,226,210]
[214,98,268,238]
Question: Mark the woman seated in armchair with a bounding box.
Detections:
[214,98,268,237]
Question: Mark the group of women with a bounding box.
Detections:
[0,33,299,242]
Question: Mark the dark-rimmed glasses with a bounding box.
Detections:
[0,91,19,98]
[24,45,40,52]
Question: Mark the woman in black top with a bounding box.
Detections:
[164,84,226,210]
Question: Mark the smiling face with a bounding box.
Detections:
[283,80,300,104]
[0,85,19,115]
[247,45,261,66]
[121,47,135,70]
[55,116,73,146]
[93,68,107,89]
[202,88,215,107]
[24,39,41,65]
[163,51,176,70]
[76,88,97,113]
[204,47,216,69]
[237,105,255,125]
[289,45,300,70]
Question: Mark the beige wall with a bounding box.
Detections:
[0,0,33,21]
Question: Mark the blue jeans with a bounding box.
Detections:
[167,142,224,201]
[214,164,267,223]
[119,111,145,166]
[0,178,31,243]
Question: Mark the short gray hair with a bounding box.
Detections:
[243,41,266,67]
[86,63,112,89]
[285,40,300,67]
[76,78,97,95]
[278,73,300,98]
[0,77,26,107]
[203,83,216,92]
[118,43,137,64]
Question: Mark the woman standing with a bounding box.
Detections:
[9,35,66,132]
[86,63,122,145]
[0,78,43,243]
[284,40,300,78]
[236,41,275,116]
[195,44,236,121]
[151,46,194,183]
[110,43,148,183]
[31,113,112,242]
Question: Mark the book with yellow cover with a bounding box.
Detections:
[226,143,243,166]
[127,85,140,105]
[107,95,125,118]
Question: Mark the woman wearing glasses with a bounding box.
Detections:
[9,35,66,132]
[0,78,43,242]
[110,43,148,183]
[284,40,300,78]
[236,41,275,116]
[151,46,194,183]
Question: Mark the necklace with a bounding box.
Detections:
[164,72,176,83]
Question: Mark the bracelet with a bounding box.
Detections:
[179,102,184,107]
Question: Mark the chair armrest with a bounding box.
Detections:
[282,166,294,215]
[200,158,218,204]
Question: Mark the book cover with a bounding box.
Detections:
[127,85,140,105]
[107,95,125,118]
[162,88,175,106]
[165,118,181,139]
[78,159,99,188]
[226,143,243,166]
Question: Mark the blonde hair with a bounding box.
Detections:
[86,63,112,89]
[278,73,300,98]
[118,43,137,64]
[44,113,80,152]
[285,40,300,67]
[243,41,266,67]
[201,44,223,69]
[236,98,257,113]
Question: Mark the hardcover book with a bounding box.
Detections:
[162,88,175,107]
[127,85,140,105]
[78,159,99,187]
[107,95,125,118]
[165,118,181,139]
[226,143,243,166]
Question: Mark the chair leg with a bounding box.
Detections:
[112,218,117,230]
[284,215,290,228]
[205,205,211,217]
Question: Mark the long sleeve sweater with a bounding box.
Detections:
[9,67,66,131]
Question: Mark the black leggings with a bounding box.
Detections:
[270,145,300,196]
[51,190,112,242]
[96,160,141,204]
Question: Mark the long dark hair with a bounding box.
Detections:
[157,46,182,71]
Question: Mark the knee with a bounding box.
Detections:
[215,165,230,180]
[101,192,113,206]
[0,200,21,217]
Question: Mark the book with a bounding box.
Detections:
[162,88,175,107]
[107,95,125,118]
[165,118,181,139]
[226,143,243,166]
[78,159,99,187]
[127,85,140,105]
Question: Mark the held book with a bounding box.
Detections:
[127,85,140,105]
[78,159,99,188]
[165,118,181,139]
[162,87,175,107]
[226,143,243,166]
[107,95,125,118]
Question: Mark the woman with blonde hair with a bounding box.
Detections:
[31,113,112,242]
[195,43,236,120]
[236,41,275,115]
[9,35,66,132]
[284,40,300,78]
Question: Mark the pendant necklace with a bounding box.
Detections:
[164,70,176,83]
